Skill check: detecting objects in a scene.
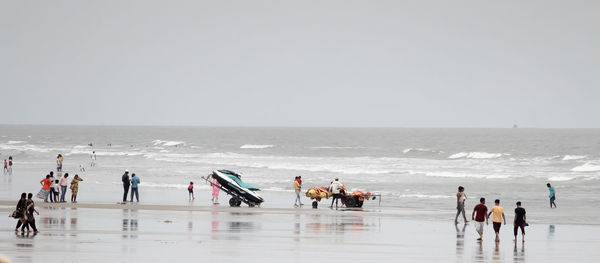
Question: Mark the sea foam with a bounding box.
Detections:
[240,144,274,149]
[448,152,506,159]
[571,162,600,172]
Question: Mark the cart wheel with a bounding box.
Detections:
[312,201,318,209]
[236,199,242,207]
[229,197,240,207]
[345,197,356,207]
[249,203,255,207]
[357,201,364,207]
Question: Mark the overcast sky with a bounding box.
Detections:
[1,0,598,127]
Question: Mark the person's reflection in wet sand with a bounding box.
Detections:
[492,242,501,263]
[294,214,301,242]
[455,223,466,256]
[211,211,219,240]
[548,225,555,240]
[473,241,484,262]
[513,241,525,262]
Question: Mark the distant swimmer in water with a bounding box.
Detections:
[455,186,468,225]
[547,183,557,208]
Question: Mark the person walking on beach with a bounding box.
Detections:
[487,199,506,242]
[70,174,83,203]
[59,173,69,202]
[547,183,557,208]
[3,160,7,174]
[130,173,140,202]
[211,178,220,204]
[38,175,52,202]
[188,181,195,201]
[455,186,468,224]
[14,193,27,232]
[122,170,130,203]
[472,197,488,241]
[22,193,39,233]
[513,201,527,243]
[293,176,304,207]
[329,178,344,209]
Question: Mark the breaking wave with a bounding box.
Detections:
[562,155,586,161]
[571,162,600,172]
[152,140,186,147]
[240,144,274,149]
[448,152,508,159]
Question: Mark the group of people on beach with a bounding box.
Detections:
[12,192,39,233]
[37,171,84,203]
[121,170,141,203]
[3,156,13,175]
[454,183,557,243]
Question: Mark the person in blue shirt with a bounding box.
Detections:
[130,173,141,202]
[547,183,556,208]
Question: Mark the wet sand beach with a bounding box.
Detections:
[1,202,600,263]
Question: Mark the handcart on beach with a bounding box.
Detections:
[305,185,380,209]
[202,170,264,207]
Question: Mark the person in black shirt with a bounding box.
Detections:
[122,170,130,203]
[513,201,527,243]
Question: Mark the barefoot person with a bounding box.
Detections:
[211,178,220,204]
[130,173,140,202]
[514,201,527,243]
[59,173,69,202]
[14,193,27,232]
[38,175,52,202]
[293,176,304,207]
[455,186,468,224]
[70,174,83,202]
[329,178,344,209]
[472,197,488,241]
[488,199,506,242]
[121,170,130,203]
[547,183,557,208]
[188,182,195,201]
[22,193,39,233]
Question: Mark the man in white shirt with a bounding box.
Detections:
[329,178,344,209]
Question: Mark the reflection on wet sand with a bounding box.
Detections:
[513,242,525,262]
[455,223,466,258]
[121,209,138,239]
[305,214,374,234]
[492,242,501,263]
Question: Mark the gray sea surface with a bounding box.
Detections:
[1,125,599,224]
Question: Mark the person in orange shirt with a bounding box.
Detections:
[39,175,53,202]
[487,199,506,242]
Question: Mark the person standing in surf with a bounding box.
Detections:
[487,199,506,242]
[3,159,7,174]
[8,156,12,175]
[455,186,468,224]
[472,197,488,241]
[547,183,557,208]
[90,151,96,167]
[122,170,130,203]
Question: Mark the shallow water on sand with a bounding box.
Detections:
[1,206,599,263]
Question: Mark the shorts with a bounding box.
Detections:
[188,189,193,193]
[475,221,485,232]
[493,222,502,233]
[332,193,341,199]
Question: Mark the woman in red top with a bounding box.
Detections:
[39,175,52,202]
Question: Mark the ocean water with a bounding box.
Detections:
[1,125,599,224]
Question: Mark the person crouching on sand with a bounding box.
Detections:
[487,199,506,242]
[472,197,488,241]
